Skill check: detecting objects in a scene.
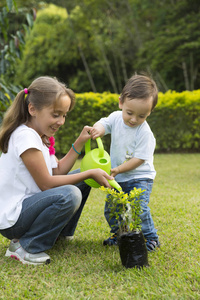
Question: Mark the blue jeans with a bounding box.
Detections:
[104,178,158,241]
[0,169,91,253]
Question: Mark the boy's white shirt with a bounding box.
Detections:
[97,111,156,182]
[0,124,57,229]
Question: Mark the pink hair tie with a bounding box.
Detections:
[49,136,55,155]
[24,88,28,94]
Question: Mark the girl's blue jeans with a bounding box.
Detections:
[104,178,158,241]
[0,169,91,254]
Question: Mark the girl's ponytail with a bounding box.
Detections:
[0,89,30,153]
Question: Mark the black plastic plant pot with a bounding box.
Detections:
[118,231,148,269]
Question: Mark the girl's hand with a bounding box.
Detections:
[91,169,114,188]
[78,125,93,144]
[72,126,92,153]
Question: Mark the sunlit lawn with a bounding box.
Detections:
[0,154,199,299]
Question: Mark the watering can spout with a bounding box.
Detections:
[108,179,122,191]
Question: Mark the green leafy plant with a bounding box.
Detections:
[100,186,145,233]
[0,0,34,123]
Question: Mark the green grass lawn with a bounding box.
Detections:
[0,154,199,299]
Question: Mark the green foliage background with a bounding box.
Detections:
[0,0,33,121]
[4,0,200,93]
[1,1,200,154]
[54,92,119,155]
[150,90,200,152]
[54,89,200,156]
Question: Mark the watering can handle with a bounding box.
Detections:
[85,137,104,157]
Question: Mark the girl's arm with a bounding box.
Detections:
[21,125,114,191]
[21,149,113,191]
[53,125,92,175]
[110,157,144,177]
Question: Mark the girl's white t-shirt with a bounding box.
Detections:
[0,125,57,229]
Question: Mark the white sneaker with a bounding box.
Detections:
[65,236,74,241]
[5,240,50,265]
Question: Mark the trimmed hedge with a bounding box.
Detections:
[54,92,119,156]
[149,90,200,152]
[1,89,200,155]
[54,90,200,156]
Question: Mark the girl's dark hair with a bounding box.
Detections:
[120,74,158,110]
[0,76,75,153]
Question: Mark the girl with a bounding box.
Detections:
[0,76,113,265]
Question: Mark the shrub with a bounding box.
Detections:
[55,89,200,156]
[0,80,21,123]
[1,87,200,155]
[148,90,200,152]
[54,92,119,156]
[100,186,144,233]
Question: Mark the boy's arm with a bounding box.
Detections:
[90,122,105,139]
[111,157,144,177]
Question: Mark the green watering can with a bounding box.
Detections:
[80,137,122,191]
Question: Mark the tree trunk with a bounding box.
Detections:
[65,8,97,92]
[182,61,190,90]
[78,45,97,92]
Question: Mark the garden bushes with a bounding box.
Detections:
[54,89,200,156]
[149,90,200,152]
[54,92,119,156]
[1,88,199,155]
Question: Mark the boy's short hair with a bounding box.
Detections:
[120,74,158,111]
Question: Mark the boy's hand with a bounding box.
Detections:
[90,123,105,139]
[111,158,144,176]
[110,167,120,177]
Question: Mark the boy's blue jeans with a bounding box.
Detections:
[104,178,158,241]
[0,169,91,254]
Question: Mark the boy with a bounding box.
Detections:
[90,74,160,251]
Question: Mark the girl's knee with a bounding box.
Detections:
[63,185,82,211]
[53,185,82,214]
[71,187,82,210]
